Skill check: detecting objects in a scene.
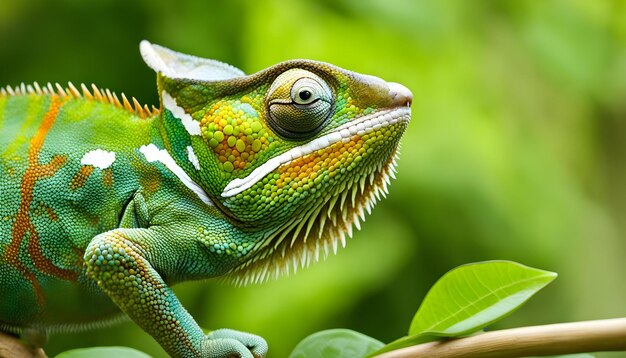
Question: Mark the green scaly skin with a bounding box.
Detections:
[0,41,412,357]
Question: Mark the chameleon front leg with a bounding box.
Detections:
[84,228,267,358]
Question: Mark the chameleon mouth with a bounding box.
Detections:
[221,106,411,198]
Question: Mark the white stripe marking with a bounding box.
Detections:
[221,106,411,198]
[187,145,201,170]
[162,91,201,136]
[81,149,116,169]
[140,144,213,207]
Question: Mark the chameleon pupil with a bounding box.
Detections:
[299,90,312,101]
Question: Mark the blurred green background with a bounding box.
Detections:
[1,0,625,357]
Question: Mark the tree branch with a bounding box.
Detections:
[0,331,46,358]
[376,318,626,358]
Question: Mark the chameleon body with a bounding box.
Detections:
[0,41,412,357]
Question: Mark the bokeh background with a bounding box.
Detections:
[1,1,625,357]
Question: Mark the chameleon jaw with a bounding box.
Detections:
[220,106,411,198]
[225,141,403,286]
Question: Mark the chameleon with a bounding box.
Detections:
[0,41,412,357]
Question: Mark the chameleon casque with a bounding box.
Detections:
[0,41,412,357]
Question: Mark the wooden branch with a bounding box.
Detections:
[0,331,46,358]
[376,318,626,358]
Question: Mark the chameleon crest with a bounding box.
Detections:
[0,41,411,357]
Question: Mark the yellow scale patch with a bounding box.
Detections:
[200,96,275,174]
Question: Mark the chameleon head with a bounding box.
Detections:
[141,41,412,281]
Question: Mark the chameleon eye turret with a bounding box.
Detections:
[266,69,333,139]
[0,40,411,358]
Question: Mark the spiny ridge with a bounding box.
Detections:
[225,152,400,287]
[0,82,160,119]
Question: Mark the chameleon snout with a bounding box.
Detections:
[387,82,413,108]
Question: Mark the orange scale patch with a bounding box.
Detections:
[6,96,79,306]
[70,165,94,191]
[274,135,366,192]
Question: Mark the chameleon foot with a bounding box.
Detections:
[203,329,268,358]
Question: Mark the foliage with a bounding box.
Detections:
[55,346,151,358]
[408,261,556,336]
[288,329,383,358]
[287,261,556,358]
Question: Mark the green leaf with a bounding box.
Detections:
[370,261,557,357]
[289,329,384,358]
[55,346,152,358]
[409,260,557,336]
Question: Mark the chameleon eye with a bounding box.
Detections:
[267,69,333,139]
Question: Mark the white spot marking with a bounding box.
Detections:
[81,149,116,169]
[221,106,411,198]
[162,91,201,136]
[140,144,213,207]
[186,145,200,170]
